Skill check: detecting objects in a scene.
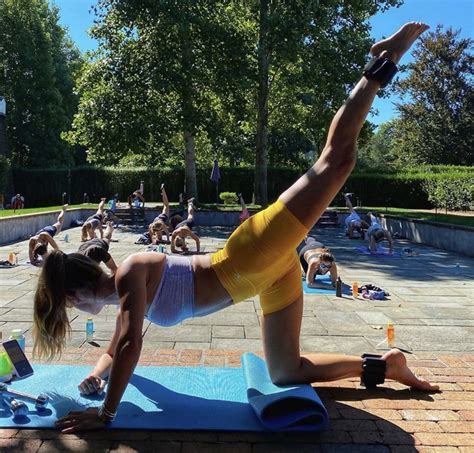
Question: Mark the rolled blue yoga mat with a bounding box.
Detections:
[0,353,328,432]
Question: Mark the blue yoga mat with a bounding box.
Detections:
[0,353,328,432]
[303,275,350,295]
[356,246,401,257]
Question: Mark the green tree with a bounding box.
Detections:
[0,0,83,168]
[393,26,473,166]
[358,119,398,168]
[251,0,401,204]
[66,0,254,200]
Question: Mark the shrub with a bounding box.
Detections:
[11,165,474,209]
[422,177,474,212]
[219,191,237,204]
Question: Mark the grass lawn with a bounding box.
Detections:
[1,202,472,228]
[0,204,97,217]
[334,206,474,228]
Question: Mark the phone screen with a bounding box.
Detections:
[2,340,34,378]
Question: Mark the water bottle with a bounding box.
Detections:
[387,323,395,348]
[9,329,26,351]
[64,234,69,243]
[335,277,342,298]
[352,281,359,298]
[86,318,94,342]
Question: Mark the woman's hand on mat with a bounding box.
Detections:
[78,375,106,395]
[56,407,105,433]
[383,349,440,392]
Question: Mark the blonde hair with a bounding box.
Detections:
[150,221,163,235]
[33,251,104,360]
[81,223,91,242]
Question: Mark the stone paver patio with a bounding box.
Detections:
[0,222,473,451]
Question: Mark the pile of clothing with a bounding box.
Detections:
[359,284,390,300]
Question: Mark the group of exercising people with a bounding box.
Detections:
[28,186,392,291]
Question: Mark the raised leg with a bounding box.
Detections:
[344,194,357,214]
[187,199,194,221]
[53,205,68,234]
[97,198,106,215]
[161,187,170,217]
[279,22,429,230]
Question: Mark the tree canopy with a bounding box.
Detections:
[65,0,402,200]
[0,0,83,168]
[393,26,473,166]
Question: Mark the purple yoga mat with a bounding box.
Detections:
[355,246,401,257]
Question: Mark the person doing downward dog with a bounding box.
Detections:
[148,185,171,244]
[170,198,200,253]
[78,222,118,274]
[344,193,369,238]
[298,237,338,287]
[28,205,68,266]
[81,199,107,242]
[31,23,437,433]
[367,212,393,254]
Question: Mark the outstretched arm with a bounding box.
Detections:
[77,312,122,395]
[40,232,59,251]
[170,231,178,253]
[369,235,377,253]
[105,256,118,274]
[163,225,170,243]
[28,239,36,264]
[329,263,338,286]
[386,231,393,254]
[306,260,317,286]
[190,231,200,252]
[56,260,147,433]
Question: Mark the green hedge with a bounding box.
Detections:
[11,165,473,209]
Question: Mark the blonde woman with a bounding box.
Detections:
[33,24,437,433]
[28,205,67,266]
[148,185,171,244]
[80,199,106,242]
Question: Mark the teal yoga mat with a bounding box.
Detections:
[303,274,350,295]
[0,353,328,432]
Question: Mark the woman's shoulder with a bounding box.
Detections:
[116,252,165,279]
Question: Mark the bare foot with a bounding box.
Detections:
[370,22,430,64]
[383,349,440,392]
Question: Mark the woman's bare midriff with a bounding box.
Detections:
[138,252,232,314]
[192,254,233,312]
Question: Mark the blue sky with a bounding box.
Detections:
[51,0,473,126]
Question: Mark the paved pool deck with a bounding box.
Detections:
[0,223,473,451]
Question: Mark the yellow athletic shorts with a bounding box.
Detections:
[211,199,308,315]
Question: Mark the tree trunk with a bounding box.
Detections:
[180,18,198,201]
[253,0,270,206]
[184,130,197,199]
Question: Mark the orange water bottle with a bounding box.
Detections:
[352,281,359,298]
[387,323,395,347]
